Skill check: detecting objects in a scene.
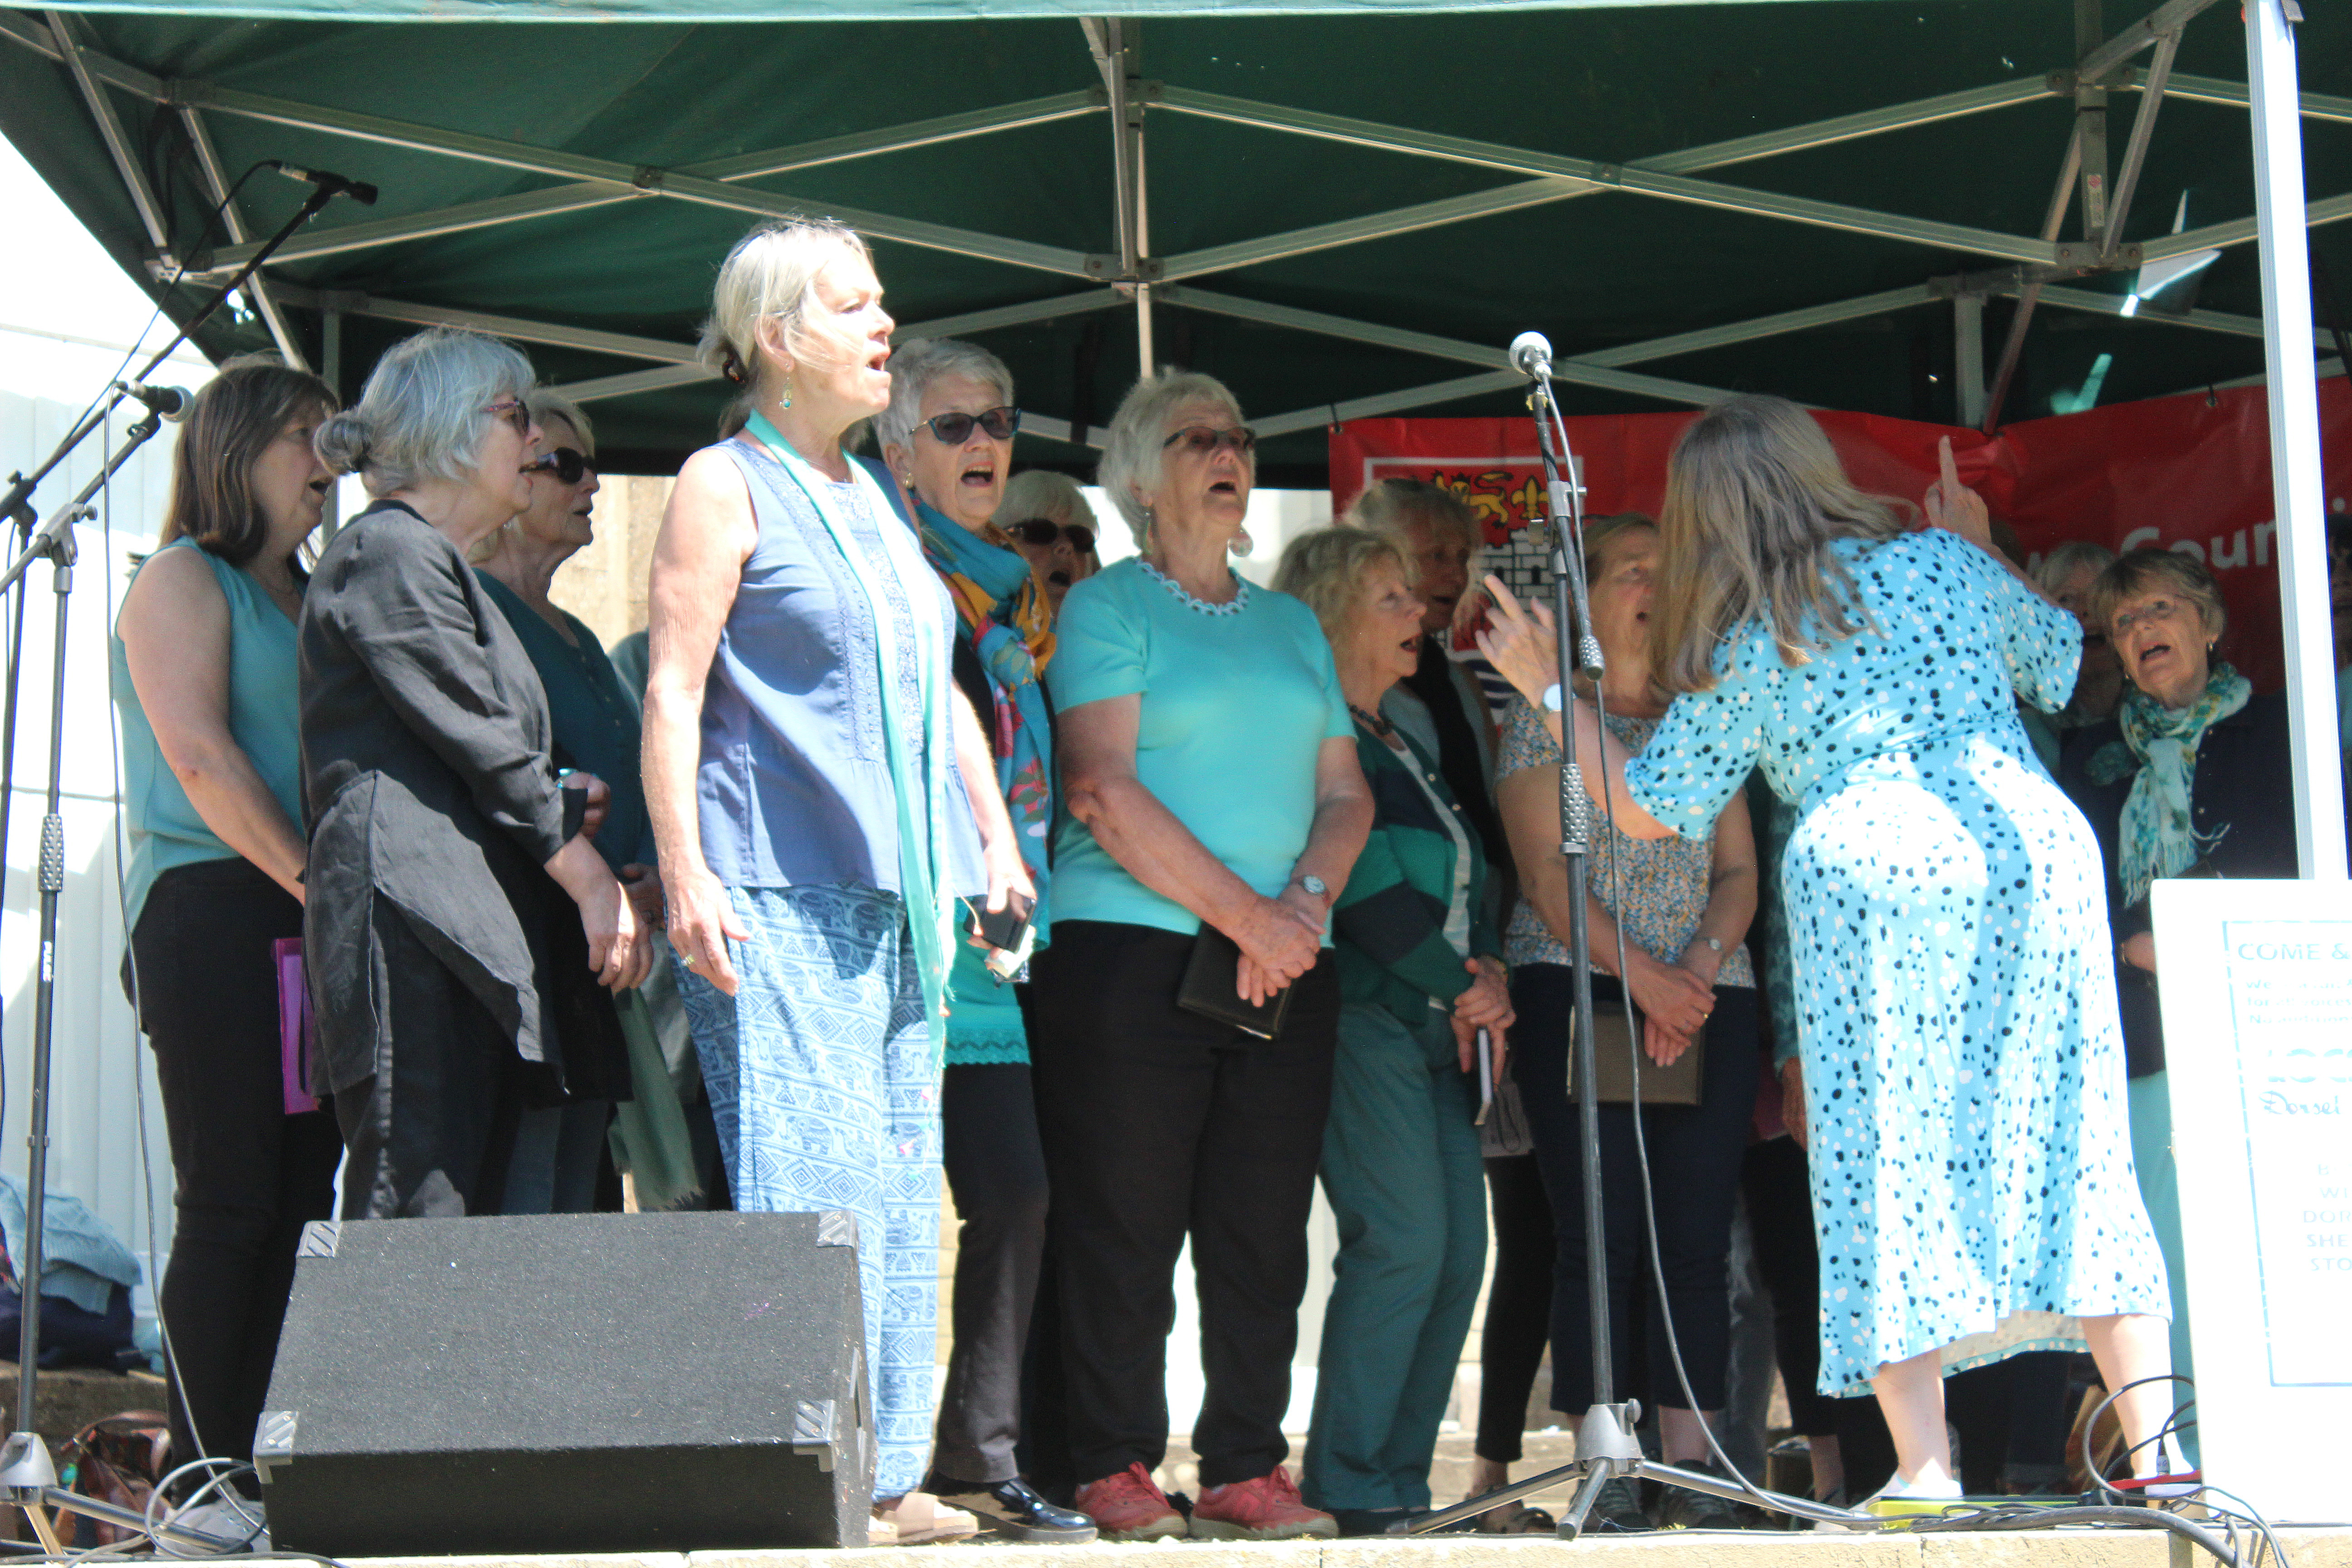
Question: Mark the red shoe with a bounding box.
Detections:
[1073,1463,1188,1541]
[1191,1466,1338,1541]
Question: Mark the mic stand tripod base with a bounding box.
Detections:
[1558,1401,1644,1540]
[1,1431,63,1553]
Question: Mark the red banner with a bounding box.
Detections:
[1329,382,2352,693]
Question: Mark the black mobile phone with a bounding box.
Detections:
[969,894,1034,955]
[559,771,589,841]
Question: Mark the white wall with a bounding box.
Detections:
[0,387,191,1333]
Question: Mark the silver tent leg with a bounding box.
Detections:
[2245,0,2346,879]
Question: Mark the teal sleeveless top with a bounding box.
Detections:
[110,538,304,930]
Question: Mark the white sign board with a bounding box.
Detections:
[2153,878,2352,1523]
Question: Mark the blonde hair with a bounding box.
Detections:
[1273,525,1416,647]
[525,389,595,454]
[698,218,872,426]
[1649,396,1909,694]
[2084,547,2227,645]
[1096,371,1248,549]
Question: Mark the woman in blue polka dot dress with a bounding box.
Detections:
[1477,397,2174,1503]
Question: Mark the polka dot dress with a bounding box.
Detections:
[1625,528,2169,1396]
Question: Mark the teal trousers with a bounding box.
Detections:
[1303,1003,1487,1511]
[2127,1071,2196,1465]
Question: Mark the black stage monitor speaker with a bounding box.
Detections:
[257,1210,872,1554]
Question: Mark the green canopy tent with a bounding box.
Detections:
[0,0,2345,862]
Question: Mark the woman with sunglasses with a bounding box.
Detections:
[995,470,1100,615]
[1026,372,1372,1542]
[471,390,698,1215]
[872,339,1091,1540]
[305,326,647,1221]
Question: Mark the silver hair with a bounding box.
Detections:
[995,470,1093,535]
[2032,538,2117,598]
[874,339,1014,456]
[313,326,535,497]
[1094,371,1247,549]
[525,388,596,454]
[697,218,871,407]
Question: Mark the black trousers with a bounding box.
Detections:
[1475,1153,1554,1463]
[1512,965,1760,1414]
[331,904,526,1219]
[1027,921,1340,1488]
[933,1063,1051,1484]
[129,858,343,1469]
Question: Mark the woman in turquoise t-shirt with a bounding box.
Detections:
[110,359,345,1484]
[1029,371,1372,1544]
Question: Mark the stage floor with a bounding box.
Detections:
[342,1525,2352,1568]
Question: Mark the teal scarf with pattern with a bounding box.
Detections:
[2087,661,2251,906]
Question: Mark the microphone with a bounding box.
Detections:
[267,160,379,206]
[117,382,190,422]
[1509,330,1553,379]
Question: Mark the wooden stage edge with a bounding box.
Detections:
[338,1528,2352,1568]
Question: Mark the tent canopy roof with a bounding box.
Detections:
[2,0,2345,482]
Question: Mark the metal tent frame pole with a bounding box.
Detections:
[2244,0,2347,882]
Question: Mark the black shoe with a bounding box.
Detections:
[1654,1468,1755,1531]
[1328,1508,1411,1538]
[925,1476,1099,1543]
[1563,1475,1651,1535]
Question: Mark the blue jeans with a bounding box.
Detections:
[677,883,942,1501]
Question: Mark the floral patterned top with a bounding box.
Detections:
[1498,697,1754,987]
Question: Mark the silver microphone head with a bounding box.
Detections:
[1508,331,1553,377]
[119,382,191,421]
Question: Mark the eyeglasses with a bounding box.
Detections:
[1006,519,1094,554]
[525,447,598,485]
[483,399,531,437]
[1161,425,1257,456]
[2112,598,2194,637]
[922,406,1021,443]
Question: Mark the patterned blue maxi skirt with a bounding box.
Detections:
[676,882,941,1501]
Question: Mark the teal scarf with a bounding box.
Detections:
[916,503,1055,936]
[746,412,955,1036]
[2088,661,2252,906]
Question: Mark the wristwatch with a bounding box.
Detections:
[1541,682,1564,713]
[1297,874,1328,900]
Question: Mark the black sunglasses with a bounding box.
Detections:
[1006,519,1095,554]
[923,406,1021,444]
[1161,424,1257,456]
[524,446,598,484]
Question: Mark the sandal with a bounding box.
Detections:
[1475,1503,1557,1534]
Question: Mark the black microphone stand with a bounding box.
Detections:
[1401,365,1871,1540]
[0,180,347,1557]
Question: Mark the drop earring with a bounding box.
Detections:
[781,373,793,411]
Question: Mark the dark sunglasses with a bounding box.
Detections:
[1161,424,1257,456]
[524,446,598,484]
[1006,519,1094,554]
[923,406,1021,443]
[483,398,531,437]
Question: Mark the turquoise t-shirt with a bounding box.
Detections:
[109,538,304,930]
[1046,559,1352,936]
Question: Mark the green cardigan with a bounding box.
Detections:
[1333,721,1503,1028]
